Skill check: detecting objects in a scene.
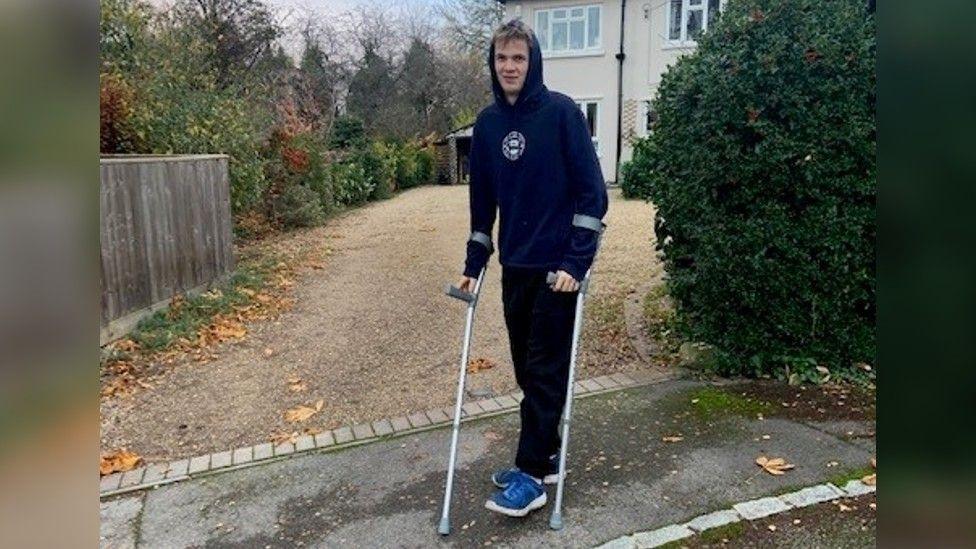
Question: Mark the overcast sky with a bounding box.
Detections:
[148,0,461,58]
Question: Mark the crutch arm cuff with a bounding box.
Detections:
[469,231,494,254]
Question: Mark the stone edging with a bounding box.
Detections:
[100,371,668,499]
[594,479,877,548]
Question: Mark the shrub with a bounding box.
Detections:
[619,137,655,199]
[275,183,325,228]
[329,115,367,149]
[394,142,436,189]
[638,0,875,379]
[358,141,397,200]
[330,160,374,206]
[289,133,334,214]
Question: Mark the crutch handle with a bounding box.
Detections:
[444,284,476,303]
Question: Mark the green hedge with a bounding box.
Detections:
[636,0,876,380]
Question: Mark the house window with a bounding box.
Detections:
[574,99,600,153]
[536,5,601,55]
[667,0,722,45]
[638,100,658,137]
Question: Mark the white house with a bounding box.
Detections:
[499,0,724,183]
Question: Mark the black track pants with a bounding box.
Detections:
[501,266,578,479]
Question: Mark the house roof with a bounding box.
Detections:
[435,122,474,144]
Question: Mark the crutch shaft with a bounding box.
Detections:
[438,266,486,535]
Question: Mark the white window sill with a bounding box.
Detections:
[542,49,606,60]
[661,42,698,51]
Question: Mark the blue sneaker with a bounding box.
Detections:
[485,471,548,517]
[491,455,563,488]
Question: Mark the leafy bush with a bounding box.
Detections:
[329,115,367,149]
[394,142,436,189]
[637,0,876,379]
[280,132,334,215]
[357,141,397,200]
[619,137,656,199]
[275,184,325,228]
[415,147,436,186]
[330,160,374,206]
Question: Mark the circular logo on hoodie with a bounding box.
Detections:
[502,131,525,161]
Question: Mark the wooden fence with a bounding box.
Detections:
[100,154,235,345]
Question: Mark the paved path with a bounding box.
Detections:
[100,380,875,548]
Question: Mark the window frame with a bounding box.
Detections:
[664,0,724,48]
[637,99,656,138]
[573,98,602,157]
[535,4,603,58]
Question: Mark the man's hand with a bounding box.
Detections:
[457,276,477,294]
[551,270,580,292]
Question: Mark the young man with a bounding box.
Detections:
[456,19,608,517]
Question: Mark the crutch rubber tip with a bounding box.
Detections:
[549,513,564,530]
[437,517,451,536]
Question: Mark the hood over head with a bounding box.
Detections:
[488,30,547,113]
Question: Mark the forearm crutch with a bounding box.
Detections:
[438,231,493,535]
[547,216,606,531]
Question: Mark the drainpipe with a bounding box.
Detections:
[614,0,627,185]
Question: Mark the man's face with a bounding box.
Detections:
[494,38,529,98]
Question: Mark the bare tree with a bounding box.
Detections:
[172,0,284,88]
[436,0,504,55]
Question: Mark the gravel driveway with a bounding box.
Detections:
[100,186,669,462]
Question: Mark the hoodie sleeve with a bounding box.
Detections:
[462,121,497,278]
[558,104,609,282]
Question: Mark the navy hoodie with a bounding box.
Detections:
[462,32,608,283]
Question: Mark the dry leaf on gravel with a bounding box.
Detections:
[284,400,322,423]
[100,449,142,476]
[662,436,684,443]
[271,431,300,445]
[287,378,307,392]
[467,357,496,374]
[862,473,876,485]
[756,455,795,475]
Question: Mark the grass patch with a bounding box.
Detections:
[699,520,745,543]
[688,387,772,420]
[827,466,875,488]
[127,256,281,353]
[641,283,681,354]
[657,521,745,548]
[588,292,625,330]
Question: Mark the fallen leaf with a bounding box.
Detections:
[756,455,795,476]
[315,400,324,411]
[270,431,300,445]
[100,449,142,476]
[662,436,684,443]
[467,357,496,374]
[767,524,777,532]
[838,503,852,512]
[263,348,274,357]
[285,405,319,423]
[861,473,876,486]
